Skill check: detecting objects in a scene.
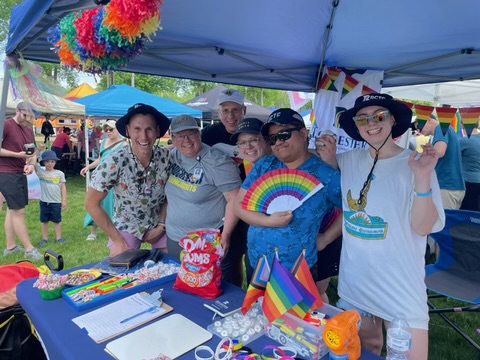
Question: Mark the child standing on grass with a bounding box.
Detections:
[34,150,67,247]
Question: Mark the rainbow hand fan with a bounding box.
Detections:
[242,168,324,214]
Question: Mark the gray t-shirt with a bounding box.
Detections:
[165,144,241,242]
[36,167,66,203]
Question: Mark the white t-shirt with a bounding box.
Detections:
[337,148,445,329]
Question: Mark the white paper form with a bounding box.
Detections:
[72,293,170,343]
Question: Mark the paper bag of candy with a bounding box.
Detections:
[173,229,224,299]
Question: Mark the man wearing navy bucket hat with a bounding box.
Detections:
[316,93,445,359]
[34,150,67,247]
[86,103,171,256]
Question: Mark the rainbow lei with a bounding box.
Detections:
[47,0,163,74]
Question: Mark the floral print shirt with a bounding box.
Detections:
[89,145,171,239]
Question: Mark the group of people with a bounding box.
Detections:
[1,90,451,359]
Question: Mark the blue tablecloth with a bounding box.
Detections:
[16,265,383,360]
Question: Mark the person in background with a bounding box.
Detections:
[165,115,241,261]
[34,150,67,247]
[80,120,126,241]
[201,88,249,286]
[236,108,341,281]
[41,116,55,147]
[85,104,171,256]
[77,124,100,163]
[0,102,42,260]
[51,126,73,162]
[421,114,465,209]
[317,93,445,359]
[459,120,480,211]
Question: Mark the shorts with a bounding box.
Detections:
[40,201,62,223]
[108,230,167,250]
[0,172,28,210]
[317,235,342,280]
[337,298,375,318]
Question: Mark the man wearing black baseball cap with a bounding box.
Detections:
[235,108,342,283]
[86,103,171,256]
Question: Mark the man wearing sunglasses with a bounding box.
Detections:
[0,102,42,260]
[235,108,342,282]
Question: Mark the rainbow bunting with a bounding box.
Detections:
[241,255,270,315]
[459,107,480,138]
[361,85,376,95]
[291,251,323,309]
[327,67,342,82]
[414,104,434,131]
[317,73,337,92]
[436,106,458,135]
[262,257,302,322]
[341,74,359,99]
[450,111,463,138]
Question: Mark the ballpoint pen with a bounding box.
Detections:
[120,305,158,324]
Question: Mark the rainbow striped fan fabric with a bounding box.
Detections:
[242,168,324,214]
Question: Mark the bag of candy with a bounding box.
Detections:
[173,229,224,299]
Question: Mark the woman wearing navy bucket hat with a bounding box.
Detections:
[85,103,171,257]
[316,93,445,359]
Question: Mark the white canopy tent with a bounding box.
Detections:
[383,80,480,107]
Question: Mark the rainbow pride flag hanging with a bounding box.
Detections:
[459,107,480,137]
[241,255,270,315]
[341,74,359,99]
[361,85,376,95]
[262,257,302,322]
[414,104,435,131]
[309,108,316,128]
[436,106,458,135]
[318,73,337,92]
[327,66,342,82]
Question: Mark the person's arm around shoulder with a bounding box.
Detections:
[408,144,440,235]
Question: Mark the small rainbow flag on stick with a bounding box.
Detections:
[436,106,458,135]
[414,104,435,131]
[241,255,270,315]
[291,250,323,309]
[262,257,302,322]
[459,107,480,138]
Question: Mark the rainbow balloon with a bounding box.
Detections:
[242,168,324,214]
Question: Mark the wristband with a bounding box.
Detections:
[195,345,215,360]
[414,189,432,197]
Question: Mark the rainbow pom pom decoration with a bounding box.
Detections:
[242,168,324,214]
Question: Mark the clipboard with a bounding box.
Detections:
[105,314,212,360]
[72,292,172,343]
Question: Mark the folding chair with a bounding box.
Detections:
[425,209,480,352]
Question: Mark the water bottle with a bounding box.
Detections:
[386,317,412,360]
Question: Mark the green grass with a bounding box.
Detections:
[1,175,479,359]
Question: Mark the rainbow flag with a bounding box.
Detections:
[414,104,434,131]
[291,251,323,309]
[287,275,316,319]
[309,108,316,127]
[436,106,458,135]
[450,111,463,138]
[341,74,359,98]
[459,107,480,137]
[317,73,337,92]
[241,255,270,314]
[262,257,302,322]
[243,159,253,176]
[327,66,342,82]
[361,85,376,95]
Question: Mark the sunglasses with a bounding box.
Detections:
[265,127,302,146]
[352,110,390,127]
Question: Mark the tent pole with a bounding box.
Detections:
[0,66,11,148]
[314,0,339,91]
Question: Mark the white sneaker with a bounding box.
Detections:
[25,247,43,260]
[86,234,97,241]
[3,245,25,256]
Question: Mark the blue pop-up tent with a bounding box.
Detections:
[74,84,201,118]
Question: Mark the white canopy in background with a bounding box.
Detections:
[383,80,480,107]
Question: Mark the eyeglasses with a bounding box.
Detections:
[104,128,115,132]
[265,127,302,146]
[173,132,199,141]
[219,108,243,117]
[352,110,390,126]
[237,137,260,148]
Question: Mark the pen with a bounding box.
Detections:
[119,305,157,324]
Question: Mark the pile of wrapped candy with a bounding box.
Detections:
[47,0,163,73]
[33,273,67,290]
